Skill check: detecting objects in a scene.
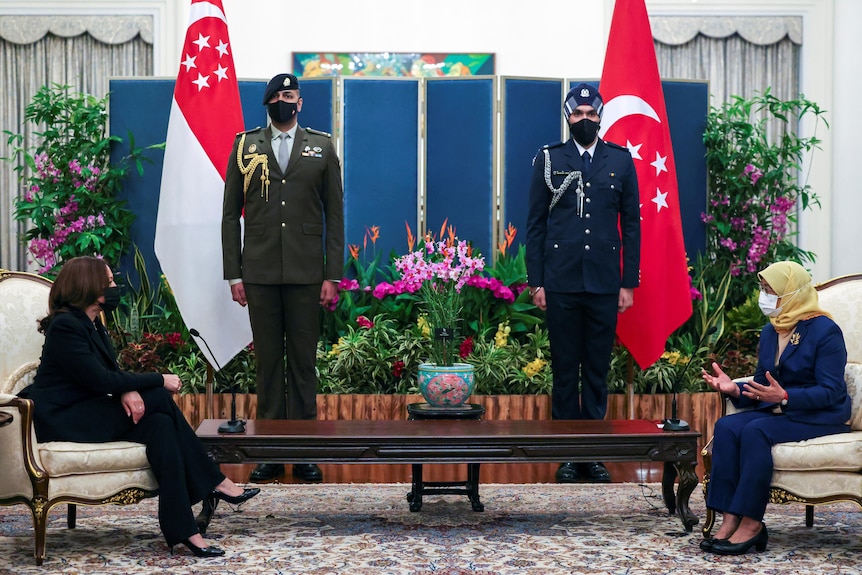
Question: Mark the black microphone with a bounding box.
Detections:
[189,328,246,434]
[664,325,718,432]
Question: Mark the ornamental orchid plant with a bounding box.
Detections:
[392,233,485,366]
[4,84,161,276]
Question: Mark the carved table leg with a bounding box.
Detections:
[407,463,423,512]
[467,463,484,512]
[673,460,699,532]
[662,461,678,516]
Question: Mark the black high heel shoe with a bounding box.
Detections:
[711,524,768,555]
[698,537,727,552]
[213,487,260,506]
[172,538,225,558]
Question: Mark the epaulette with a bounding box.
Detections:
[236,126,262,136]
[542,141,566,150]
[306,127,332,138]
[603,140,628,152]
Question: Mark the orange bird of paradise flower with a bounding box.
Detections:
[404,221,415,252]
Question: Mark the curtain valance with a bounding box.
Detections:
[651,16,802,46]
[0,16,153,45]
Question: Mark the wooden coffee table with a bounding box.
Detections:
[197,418,700,530]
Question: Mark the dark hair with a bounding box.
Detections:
[38,256,110,333]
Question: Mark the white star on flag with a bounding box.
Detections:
[215,39,230,57]
[192,73,210,91]
[154,0,251,369]
[626,140,643,161]
[650,151,667,176]
[181,54,197,72]
[214,64,229,81]
[651,188,668,212]
[192,32,211,51]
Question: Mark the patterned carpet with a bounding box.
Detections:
[1,483,860,574]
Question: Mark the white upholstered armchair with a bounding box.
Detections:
[702,273,862,536]
[0,269,157,565]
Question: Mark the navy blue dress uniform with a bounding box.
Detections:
[525,136,640,422]
[708,316,850,525]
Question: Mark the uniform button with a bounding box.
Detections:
[586,198,591,203]
[282,179,286,184]
[585,229,591,234]
[586,182,591,188]
[610,185,615,190]
[585,213,591,219]
[553,243,559,249]
[281,223,286,228]
[585,245,591,251]
[281,200,285,206]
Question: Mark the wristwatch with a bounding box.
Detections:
[780,391,789,407]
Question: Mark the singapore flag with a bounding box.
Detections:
[599,0,692,369]
[154,0,252,368]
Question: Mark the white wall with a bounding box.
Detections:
[2,0,859,279]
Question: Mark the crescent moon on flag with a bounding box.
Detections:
[599,95,661,138]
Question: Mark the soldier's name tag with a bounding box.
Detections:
[553,170,573,176]
[301,145,323,158]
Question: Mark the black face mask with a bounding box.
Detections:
[99,286,123,313]
[267,101,298,124]
[569,118,601,147]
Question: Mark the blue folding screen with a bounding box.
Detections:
[425,77,496,257]
[341,78,420,262]
[109,76,705,288]
[500,77,565,249]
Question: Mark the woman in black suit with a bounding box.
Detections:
[19,256,259,557]
[700,261,850,555]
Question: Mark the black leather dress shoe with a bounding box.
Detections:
[582,462,611,483]
[555,462,580,483]
[249,463,284,482]
[293,463,323,482]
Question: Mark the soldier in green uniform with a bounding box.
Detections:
[221,73,344,483]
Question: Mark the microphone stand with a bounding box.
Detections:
[664,326,718,432]
[190,329,246,434]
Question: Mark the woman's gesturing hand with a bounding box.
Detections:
[701,362,741,398]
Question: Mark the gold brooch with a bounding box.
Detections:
[790,332,801,346]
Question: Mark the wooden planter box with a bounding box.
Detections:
[177,392,721,483]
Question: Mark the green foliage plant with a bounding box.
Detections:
[3,84,163,276]
[701,89,827,308]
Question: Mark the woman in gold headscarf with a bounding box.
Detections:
[700,261,851,556]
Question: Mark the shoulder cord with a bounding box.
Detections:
[236,133,271,202]
[543,148,584,216]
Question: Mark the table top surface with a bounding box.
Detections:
[196,418,699,441]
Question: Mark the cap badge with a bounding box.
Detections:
[580,88,590,97]
[283,77,291,87]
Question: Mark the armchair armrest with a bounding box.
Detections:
[0,395,49,500]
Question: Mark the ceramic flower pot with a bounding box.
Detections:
[417,362,475,407]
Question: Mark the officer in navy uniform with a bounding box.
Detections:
[222,73,344,483]
[525,83,641,483]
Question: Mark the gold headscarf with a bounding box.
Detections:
[758,261,830,332]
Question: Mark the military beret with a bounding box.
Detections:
[262,73,300,105]
[563,83,603,119]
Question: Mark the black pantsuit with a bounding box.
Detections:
[20,309,225,546]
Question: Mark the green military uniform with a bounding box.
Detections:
[221,124,344,420]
